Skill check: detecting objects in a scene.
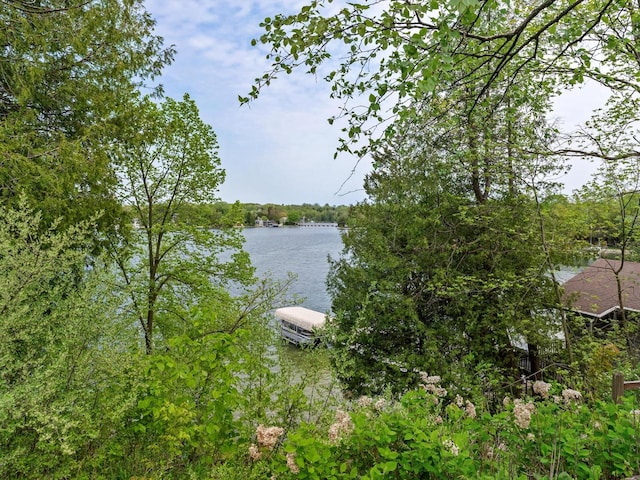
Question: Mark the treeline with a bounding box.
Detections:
[173,202,351,227]
[143,194,632,243]
[542,193,640,257]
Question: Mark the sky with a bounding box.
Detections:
[144,0,366,206]
[144,1,609,206]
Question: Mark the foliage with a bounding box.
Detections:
[250,0,623,400]
[8,1,640,479]
[260,382,640,480]
[109,290,342,478]
[109,94,254,354]
[133,329,245,471]
[2,205,639,479]
[0,0,173,238]
[0,201,339,479]
[326,97,564,397]
[243,203,350,226]
[0,200,140,478]
[572,99,640,257]
[248,0,640,162]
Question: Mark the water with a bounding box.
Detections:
[241,226,344,313]
[241,227,343,394]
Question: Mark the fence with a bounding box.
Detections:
[612,372,640,403]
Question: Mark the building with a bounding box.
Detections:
[563,258,640,320]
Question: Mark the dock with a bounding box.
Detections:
[296,222,338,227]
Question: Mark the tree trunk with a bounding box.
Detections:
[528,343,542,380]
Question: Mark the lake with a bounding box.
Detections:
[241,226,344,313]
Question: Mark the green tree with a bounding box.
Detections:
[0,0,173,238]
[245,208,258,226]
[109,94,254,354]
[286,209,302,224]
[248,0,640,144]
[572,117,640,351]
[250,0,640,396]
[327,97,562,396]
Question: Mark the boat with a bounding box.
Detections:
[275,306,327,346]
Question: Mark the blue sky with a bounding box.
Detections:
[144,0,368,206]
[145,1,608,205]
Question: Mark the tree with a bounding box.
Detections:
[572,110,640,350]
[109,94,254,354]
[247,0,640,167]
[248,0,640,395]
[326,96,563,396]
[286,210,302,224]
[0,0,173,238]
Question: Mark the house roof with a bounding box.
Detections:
[563,258,640,318]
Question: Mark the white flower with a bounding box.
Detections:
[286,452,300,474]
[419,372,441,384]
[533,380,552,399]
[248,443,261,461]
[256,425,284,450]
[374,398,387,411]
[562,389,582,404]
[443,439,459,456]
[514,398,536,412]
[328,409,354,443]
[422,383,436,394]
[513,401,535,429]
[435,386,447,397]
[465,400,477,419]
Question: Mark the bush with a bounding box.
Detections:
[260,378,640,479]
[0,202,140,478]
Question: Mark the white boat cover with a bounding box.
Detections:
[274,306,327,332]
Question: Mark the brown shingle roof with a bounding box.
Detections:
[563,258,640,317]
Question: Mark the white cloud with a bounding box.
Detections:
[143,0,368,205]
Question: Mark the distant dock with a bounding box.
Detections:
[297,222,338,227]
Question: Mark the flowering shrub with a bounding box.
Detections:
[533,380,551,399]
[328,409,354,444]
[255,425,285,450]
[261,379,640,479]
[513,399,536,428]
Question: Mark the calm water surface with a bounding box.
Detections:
[241,226,344,313]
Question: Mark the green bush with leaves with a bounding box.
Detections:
[0,201,140,478]
[133,330,243,471]
[111,290,340,478]
[259,378,640,480]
